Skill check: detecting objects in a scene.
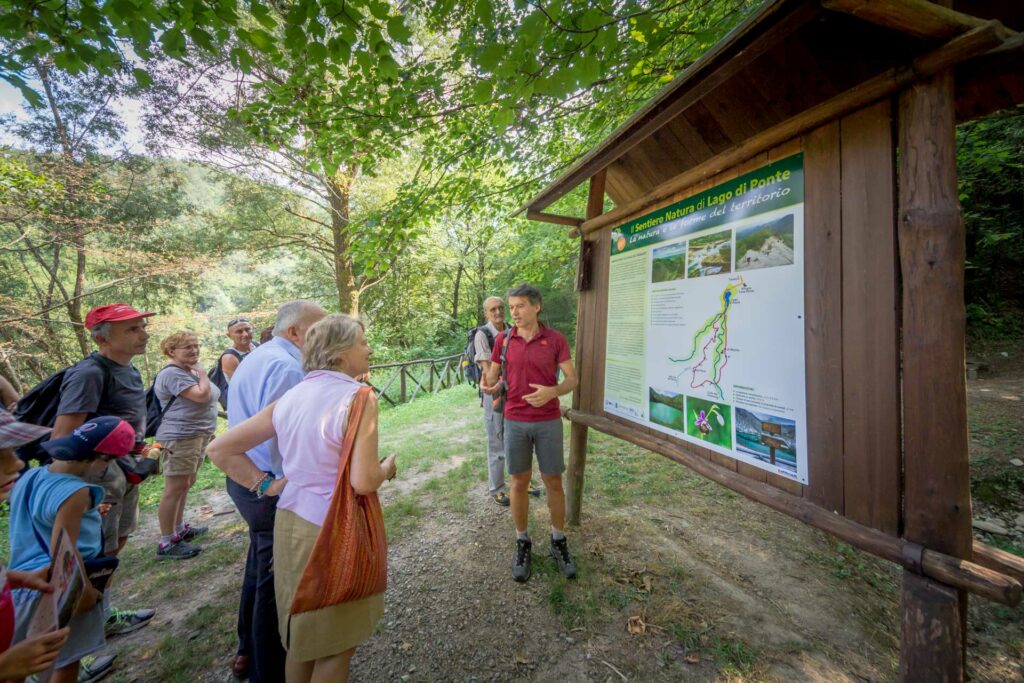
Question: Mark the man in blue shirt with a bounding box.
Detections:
[224,300,326,683]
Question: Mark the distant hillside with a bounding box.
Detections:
[649,388,684,411]
[735,216,794,258]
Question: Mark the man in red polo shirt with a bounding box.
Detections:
[481,284,578,582]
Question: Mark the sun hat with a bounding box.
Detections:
[0,409,52,449]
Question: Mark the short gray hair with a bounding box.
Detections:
[272,300,321,337]
[90,322,112,344]
[483,296,503,310]
[302,314,364,372]
[506,284,542,306]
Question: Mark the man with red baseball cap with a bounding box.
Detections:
[50,304,157,648]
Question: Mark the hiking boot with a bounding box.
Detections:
[156,539,202,560]
[78,654,116,683]
[105,608,155,637]
[512,538,532,582]
[550,536,577,579]
[179,523,208,541]
[492,491,510,507]
[528,483,542,497]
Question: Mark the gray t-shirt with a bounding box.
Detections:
[154,365,220,440]
[58,352,146,443]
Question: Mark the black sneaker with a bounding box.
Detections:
[78,654,116,683]
[179,523,208,541]
[550,537,577,579]
[105,608,155,637]
[512,538,532,582]
[156,539,202,560]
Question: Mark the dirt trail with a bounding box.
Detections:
[101,362,1024,682]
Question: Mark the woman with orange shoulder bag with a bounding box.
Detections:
[208,314,396,683]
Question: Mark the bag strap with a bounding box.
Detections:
[333,386,373,488]
[153,364,182,417]
[499,328,514,380]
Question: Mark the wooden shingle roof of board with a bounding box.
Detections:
[521,0,1023,230]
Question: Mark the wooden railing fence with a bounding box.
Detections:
[366,353,465,406]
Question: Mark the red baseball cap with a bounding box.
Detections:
[85,304,155,330]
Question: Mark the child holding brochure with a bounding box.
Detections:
[0,409,69,680]
[8,415,135,683]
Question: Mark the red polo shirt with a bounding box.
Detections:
[491,324,570,422]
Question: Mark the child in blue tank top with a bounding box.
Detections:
[8,415,135,683]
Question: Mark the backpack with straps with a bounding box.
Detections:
[207,348,245,409]
[13,356,172,463]
[462,326,495,386]
[13,357,114,464]
[144,365,180,439]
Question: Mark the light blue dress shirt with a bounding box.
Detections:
[226,335,305,477]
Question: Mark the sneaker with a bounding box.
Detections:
[105,608,155,637]
[528,483,542,497]
[512,538,532,582]
[550,536,577,579]
[79,654,116,683]
[492,491,510,507]
[156,539,202,560]
[178,523,208,542]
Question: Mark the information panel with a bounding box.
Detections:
[604,154,808,483]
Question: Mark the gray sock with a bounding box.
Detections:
[551,527,566,541]
[517,530,530,542]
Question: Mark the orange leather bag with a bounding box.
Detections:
[289,386,388,615]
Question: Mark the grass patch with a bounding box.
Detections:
[378,384,480,474]
[382,495,425,542]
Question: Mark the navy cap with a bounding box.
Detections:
[41,416,136,461]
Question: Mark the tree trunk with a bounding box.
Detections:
[326,166,360,315]
[37,60,90,357]
[451,262,464,331]
[476,241,486,324]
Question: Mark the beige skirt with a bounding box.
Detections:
[273,507,385,662]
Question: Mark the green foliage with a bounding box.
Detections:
[957,106,1024,340]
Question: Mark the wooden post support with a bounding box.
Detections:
[429,362,435,393]
[400,367,407,404]
[898,35,972,681]
[566,169,606,527]
[901,574,964,681]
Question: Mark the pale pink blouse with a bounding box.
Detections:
[274,370,362,527]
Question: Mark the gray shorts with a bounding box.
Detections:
[87,461,139,553]
[504,418,564,476]
[13,587,108,669]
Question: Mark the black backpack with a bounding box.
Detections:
[462,326,495,385]
[13,356,167,463]
[207,348,244,410]
[145,365,179,440]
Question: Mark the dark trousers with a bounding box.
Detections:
[227,476,286,683]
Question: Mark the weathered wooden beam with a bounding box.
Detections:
[973,540,1024,586]
[561,407,1021,606]
[526,211,583,227]
[901,574,963,681]
[898,29,971,675]
[577,22,1008,237]
[566,170,606,527]
[822,0,1014,42]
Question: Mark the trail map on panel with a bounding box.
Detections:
[604,154,808,483]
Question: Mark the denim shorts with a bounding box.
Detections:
[503,418,564,476]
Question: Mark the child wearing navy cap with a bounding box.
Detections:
[7,415,135,683]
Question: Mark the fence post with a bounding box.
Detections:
[429,362,435,393]
[400,367,407,404]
